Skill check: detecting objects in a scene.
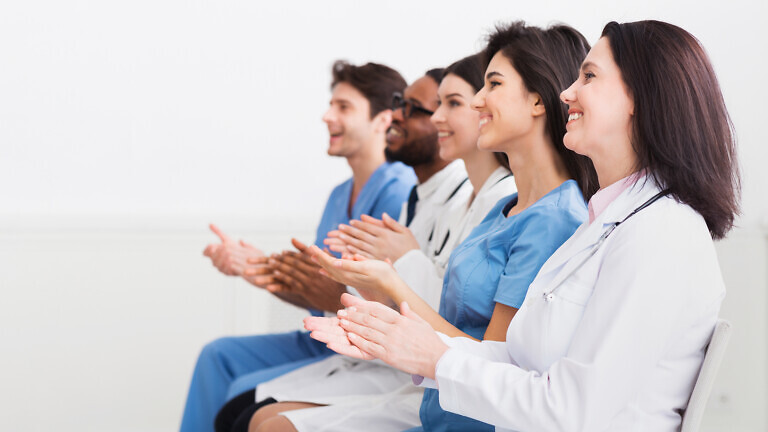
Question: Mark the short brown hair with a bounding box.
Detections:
[331,61,407,119]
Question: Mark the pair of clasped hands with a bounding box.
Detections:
[203,214,450,379]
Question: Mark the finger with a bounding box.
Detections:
[359,214,386,227]
[203,244,218,257]
[329,244,350,254]
[338,224,376,246]
[326,341,376,361]
[308,328,350,346]
[345,331,386,360]
[270,261,310,287]
[381,213,406,233]
[247,256,269,265]
[352,253,370,262]
[282,253,320,274]
[239,239,256,250]
[401,301,429,325]
[336,230,374,256]
[291,238,309,253]
[349,219,386,237]
[243,266,273,276]
[251,275,276,286]
[323,237,346,246]
[338,311,389,345]
[303,316,344,334]
[266,283,288,293]
[209,224,232,243]
[341,297,401,325]
[325,230,342,239]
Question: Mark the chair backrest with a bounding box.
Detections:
[681,319,732,432]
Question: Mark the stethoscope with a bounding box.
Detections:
[542,189,670,302]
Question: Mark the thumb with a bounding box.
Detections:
[382,213,405,233]
[291,238,309,253]
[209,224,231,243]
[401,301,427,324]
[239,239,254,249]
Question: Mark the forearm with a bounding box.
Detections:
[384,278,477,341]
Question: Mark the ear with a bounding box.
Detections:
[530,93,546,117]
[373,109,393,134]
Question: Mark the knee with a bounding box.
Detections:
[250,415,296,432]
[249,403,283,430]
[198,336,237,364]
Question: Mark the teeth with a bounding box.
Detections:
[388,127,403,138]
[479,117,491,127]
[438,132,453,138]
[568,113,583,122]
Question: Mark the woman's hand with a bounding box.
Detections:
[334,293,449,379]
[308,245,401,296]
[323,213,420,262]
[304,315,375,360]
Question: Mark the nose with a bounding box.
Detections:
[430,104,446,125]
[322,107,335,124]
[560,80,578,105]
[391,106,405,122]
[471,86,486,112]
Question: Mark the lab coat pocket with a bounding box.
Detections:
[541,270,596,364]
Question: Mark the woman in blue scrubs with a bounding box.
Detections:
[306,22,599,432]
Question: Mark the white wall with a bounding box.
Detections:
[0,0,766,431]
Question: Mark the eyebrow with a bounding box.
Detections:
[331,98,352,105]
[445,93,464,99]
[580,61,600,72]
[486,71,503,80]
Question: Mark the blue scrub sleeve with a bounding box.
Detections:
[368,179,411,221]
[493,205,583,308]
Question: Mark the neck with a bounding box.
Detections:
[346,136,387,190]
[593,157,636,189]
[462,151,501,197]
[505,133,570,215]
[412,158,451,184]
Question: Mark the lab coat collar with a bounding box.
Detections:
[415,160,467,204]
[537,178,663,279]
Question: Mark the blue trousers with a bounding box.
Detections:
[179,330,332,432]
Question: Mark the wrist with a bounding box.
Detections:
[425,343,450,380]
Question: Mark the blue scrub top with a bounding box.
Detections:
[314,161,415,251]
[420,179,587,432]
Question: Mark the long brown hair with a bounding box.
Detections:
[602,21,740,239]
[483,21,599,200]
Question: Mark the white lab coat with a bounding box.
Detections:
[429,180,725,432]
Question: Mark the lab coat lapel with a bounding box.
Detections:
[539,181,663,291]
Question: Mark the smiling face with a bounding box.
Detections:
[430,74,481,161]
[322,82,376,157]
[560,37,635,166]
[384,75,440,167]
[471,52,541,153]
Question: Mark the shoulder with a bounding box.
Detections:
[380,162,417,185]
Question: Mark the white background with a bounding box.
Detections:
[0,0,766,431]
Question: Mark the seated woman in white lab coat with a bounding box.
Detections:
[307,20,740,432]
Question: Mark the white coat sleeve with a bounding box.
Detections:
[393,249,445,311]
[434,209,723,431]
[415,332,514,389]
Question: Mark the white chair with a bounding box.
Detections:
[681,319,732,432]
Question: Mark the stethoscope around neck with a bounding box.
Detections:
[542,189,670,303]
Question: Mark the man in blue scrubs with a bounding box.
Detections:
[181,61,415,432]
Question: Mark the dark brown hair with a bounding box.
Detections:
[602,21,740,239]
[483,21,599,200]
[444,54,510,170]
[331,60,407,118]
